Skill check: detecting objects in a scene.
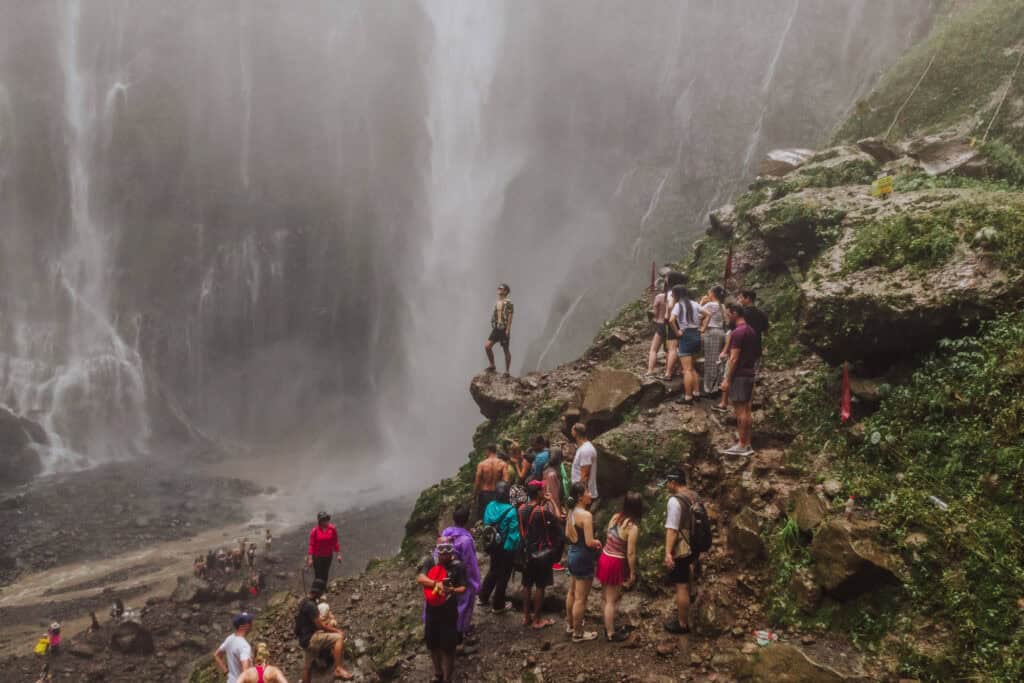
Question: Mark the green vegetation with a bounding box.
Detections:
[835,0,1024,149]
[767,315,1024,680]
[758,199,847,261]
[844,199,1024,273]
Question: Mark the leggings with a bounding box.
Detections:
[312,555,332,583]
[479,548,515,609]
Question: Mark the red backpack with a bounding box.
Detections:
[423,563,450,607]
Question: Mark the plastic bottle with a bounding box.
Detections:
[927,495,949,512]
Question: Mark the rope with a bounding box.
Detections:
[885,54,937,140]
[983,46,1024,143]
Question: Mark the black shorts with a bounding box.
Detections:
[424,603,459,653]
[522,557,554,589]
[488,327,509,348]
[729,375,755,403]
[669,555,694,584]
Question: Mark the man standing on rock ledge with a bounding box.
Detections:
[719,306,759,457]
[484,283,514,376]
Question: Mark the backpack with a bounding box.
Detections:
[525,504,563,564]
[482,506,515,554]
[294,598,318,649]
[673,493,712,556]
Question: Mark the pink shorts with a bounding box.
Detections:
[595,552,627,586]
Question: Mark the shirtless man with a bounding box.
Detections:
[474,444,510,520]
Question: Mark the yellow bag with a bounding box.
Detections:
[34,637,49,655]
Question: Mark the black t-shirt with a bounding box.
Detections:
[744,306,770,341]
[519,503,558,551]
[295,598,319,649]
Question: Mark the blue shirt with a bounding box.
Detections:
[483,501,521,552]
[529,450,549,481]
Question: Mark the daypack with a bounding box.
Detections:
[294,598,318,649]
[525,504,563,564]
[673,493,712,556]
[482,506,515,554]
[423,562,451,607]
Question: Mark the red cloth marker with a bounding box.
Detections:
[840,362,852,423]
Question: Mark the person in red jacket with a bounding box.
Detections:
[306,511,341,583]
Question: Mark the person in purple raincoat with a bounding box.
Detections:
[440,506,480,649]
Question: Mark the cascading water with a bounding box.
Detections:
[0,0,149,472]
[0,1,937,489]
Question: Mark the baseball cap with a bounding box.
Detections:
[660,469,686,486]
[233,612,254,629]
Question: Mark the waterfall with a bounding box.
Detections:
[0,0,150,472]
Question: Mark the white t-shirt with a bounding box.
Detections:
[571,441,599,499]
[672,300,702,329]
[217,634,252,683]
[700,301,723,329]
[665,496,683,531]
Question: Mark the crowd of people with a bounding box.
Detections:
[645,272,770,457]
[197,273,755,683]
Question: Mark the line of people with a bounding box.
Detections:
[647,272,769,457]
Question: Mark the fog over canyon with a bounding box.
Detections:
[0,1,935,499]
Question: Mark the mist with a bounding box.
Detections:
[0,1,934,506]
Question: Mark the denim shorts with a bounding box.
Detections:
[678,328,701,356]
[567,545,597,579]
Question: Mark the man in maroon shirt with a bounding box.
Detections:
[719,306,760,457]
[307,511,342,583]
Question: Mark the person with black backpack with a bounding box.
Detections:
[295,578,352,682]
[662,469,711,635]
[479,482,520,613]
[519,481,562,629]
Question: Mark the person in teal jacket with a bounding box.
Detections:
[478,481,520,612]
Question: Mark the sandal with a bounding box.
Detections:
[606,629,628,642]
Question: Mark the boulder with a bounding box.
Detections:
[790,488,828,533]
[67,640,97,659]
[759,148,815,177]
[578,369,641,434]
[810,520,903,599]
[856,137,903,163]
[789,566,822,612]
[728,507,766,566]
[469,373,530,420]
[708,204,737,237]
[908,135,983,176]
[693,582,735,636]
[739,643,868,682]
[170,575,215,603]
[110,621,155,655]
[222,578,246,599]
[638,378,667,409]
[0,407,44,484]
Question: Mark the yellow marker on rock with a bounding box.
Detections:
[872,175,894,198]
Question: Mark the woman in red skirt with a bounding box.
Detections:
[595,492,642,641]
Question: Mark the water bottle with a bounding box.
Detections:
[927,495,949,512]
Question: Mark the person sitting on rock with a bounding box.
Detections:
[296,578,352,682]
[484,283,514,376]
[417,538,467,683]
[214,612,253,683]
[237,642,289,683]
[473,444,509,521]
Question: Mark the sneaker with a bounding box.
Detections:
[711,405,728,414]
[734,446,755,456]
[572,630,599,643]
[552,562,566,572]
[565,621,573,635]
[491,602,511,614]
[720,443,742,454]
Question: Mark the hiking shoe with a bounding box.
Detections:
[663,619,690,635]
[572,630,599,643]
[552,562,566,572]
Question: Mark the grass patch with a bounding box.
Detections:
[834,0,1024,148]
